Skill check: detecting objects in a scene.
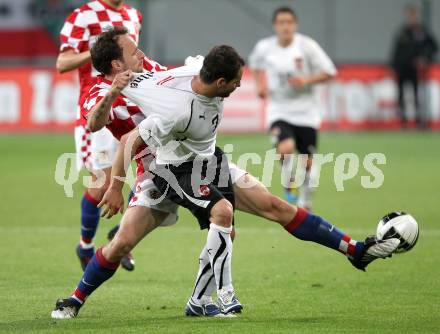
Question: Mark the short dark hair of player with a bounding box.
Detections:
[91,26,128,75]
[272,6,297,22]
[200,45,245,84]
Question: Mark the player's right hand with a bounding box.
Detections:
[110,70,133,96]
[98,187,125,219]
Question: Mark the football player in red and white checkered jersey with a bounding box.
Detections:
[57,0,166,272]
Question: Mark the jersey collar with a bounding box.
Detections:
[97,0,126,13]
[97,75,113,86]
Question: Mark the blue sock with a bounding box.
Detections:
[70,248,118,307]
[80,192,101,253]
[284,208,364,259]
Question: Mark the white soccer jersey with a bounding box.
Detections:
[122,65,223,165]
[249,33,337,129]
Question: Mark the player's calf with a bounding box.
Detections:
[283,208,399,270]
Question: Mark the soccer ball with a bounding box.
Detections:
[377,211,419,253]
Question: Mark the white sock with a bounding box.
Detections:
[280,154,296,189]
[206,223,233,291]
[79,240,94,249]
[191,246,215,302]
[298,170,314,209]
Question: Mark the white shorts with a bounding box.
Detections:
[128,162,248,227]
[74,125,119,171]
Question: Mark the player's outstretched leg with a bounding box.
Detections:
[284,208,400,271]
[52,206,165,319]
[234,174,400,271]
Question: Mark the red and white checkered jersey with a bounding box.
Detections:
[83,76,144,140]
[59,0,166,125]
[83,75,153,176]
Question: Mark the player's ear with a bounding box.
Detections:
[111,59,123,72]
[216,77,227,88]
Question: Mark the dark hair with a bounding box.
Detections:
[200,45,245,84]
[272,6,297,22]
[91,26,128,75]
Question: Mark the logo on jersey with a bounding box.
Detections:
[198,185,211,197]
[156,76,175,86]
[211,115,219,132]
[148,189,162,200]
[294,57,304,70]
[129,72,154,88]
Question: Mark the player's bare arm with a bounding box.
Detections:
[252,69,268,99]
[288,71,334,88]
[87,70,133,132]
[56,49,91,74]
[99,128,142,218]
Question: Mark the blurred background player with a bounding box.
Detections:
[390,4,438,128]
[249,6,336,210]
[57,0,163,271]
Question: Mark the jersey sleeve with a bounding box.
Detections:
[59,9,90,53]
[248,39,267,70]
[138,114,177,149]
[305,38,337,76]
[82,87,111,120]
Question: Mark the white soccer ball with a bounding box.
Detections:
[377,211,419,253]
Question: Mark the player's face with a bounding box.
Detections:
[273,12,297,43]
[406,8,419,26]
[106,0,124,7]
[216,67,243,98]
[117,34,145,73]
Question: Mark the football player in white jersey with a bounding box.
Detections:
[249,6,337,209]
[51,29,399,320]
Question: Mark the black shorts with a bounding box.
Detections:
[152,147,234,230]
[270,120,318,155]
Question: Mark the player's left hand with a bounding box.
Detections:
[288,76,309,88]
[98,187,125,219]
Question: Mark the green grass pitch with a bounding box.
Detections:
[0,132,439,333]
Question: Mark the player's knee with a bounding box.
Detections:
[211,199,233,227]
[269,195,287,214]
[86,187,104,202]
[87,182,109,202]
[261,194,291,224]
[107,233,135,262]
[278,139,294,155]
[305,156,313,171]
